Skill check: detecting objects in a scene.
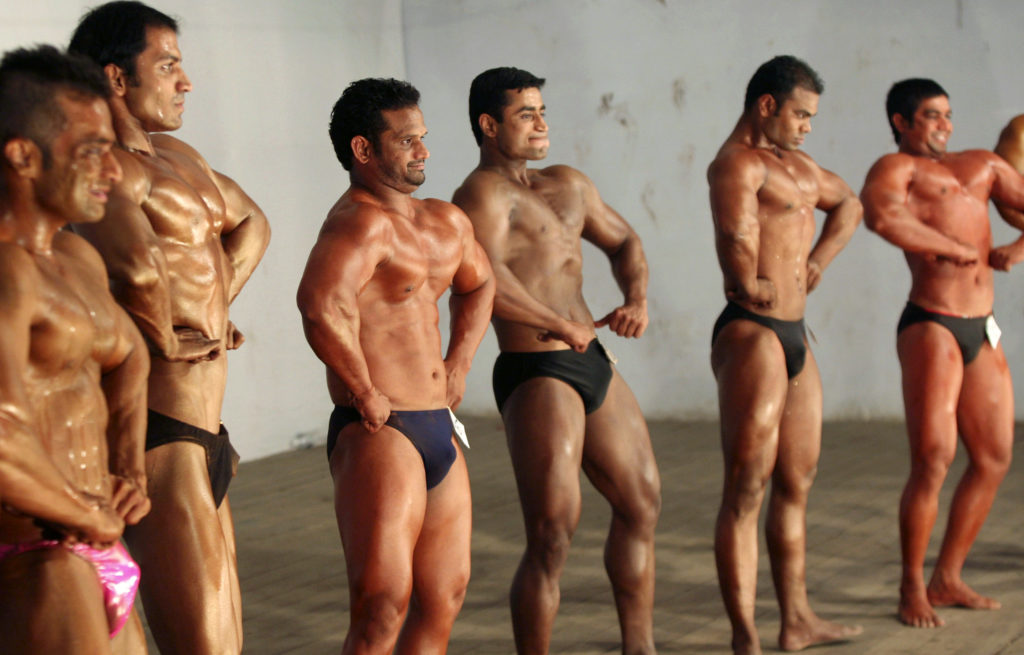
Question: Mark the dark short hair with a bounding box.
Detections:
[69,1,178,80]
[886,78,948,144]
[743,55,824,113]
[0,45,110,169]
[468,67,546,146]
[328,78,420,171]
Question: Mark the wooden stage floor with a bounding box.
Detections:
[146,418,1024,654]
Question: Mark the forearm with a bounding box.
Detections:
[868,212,970,258]
[101,340,149,482]
[446,277,496,371]
[809,198,862,270]
[492,265,574,333]
[222,211,271,302]
[608,234,648,305]
[301,307,375,396]
[716,231,761,296]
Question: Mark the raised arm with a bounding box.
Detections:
[577,171,649,338]
[986,150,1024,270]
[0,248,122,546]
[443,207,495,409]
[861,154,977,263]
[806,164,862,291]
[707,149,775,309]
[73,159,219,361]
[993,115,1024,230]
[453,176,592,351]
[296,207,391,430]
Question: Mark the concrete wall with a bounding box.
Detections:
[3,1,1024,460]
[403,0,1024,421]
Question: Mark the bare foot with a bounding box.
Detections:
[928,578,1000,610]
[779,615,863,651]
[899,587,945,628]
[731,634,762,655]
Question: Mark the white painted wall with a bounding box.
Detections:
[4,1,1024,460]
[403,0,1024,421]
[0,0,405,460]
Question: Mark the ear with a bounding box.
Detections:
[891,113,909,134]
[3,138,41,178]
[104,63,128,97]
[757,93,777,118]
[478,113,498,140]
[350,135,372,165]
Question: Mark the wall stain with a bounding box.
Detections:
[641,183,658,224]
[678,144,696,173]
[597,92,637,132]
[672,78,686,111]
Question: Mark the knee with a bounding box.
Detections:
[350,590,410,645]
[624,468,661,534]
[722,468,770,517]
[910,445,956,482]
[526,520,575,572]
[972,445,1012,480]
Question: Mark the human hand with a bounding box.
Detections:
[66,495,124,548]
[727,277,777,310]
[225,321,245,350]
[989,242,1024,271]
[538,319,594,352]
[109,474,151,525]
[353,387,392,433]
[160,327,222,362]
[595,300,648,338]
[806,260,823,293]
[444,361,468,411]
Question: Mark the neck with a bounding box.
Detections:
[729,114,781,155]
[478,144,531,184]
[349,170,417,215]
[0,194,63,255]
[109,96,155,155]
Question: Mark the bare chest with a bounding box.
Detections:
[373,215,462,302]
[140,150,226,243]
[29,257,110,380]
[507,179,584,252]
[908,159,991,234]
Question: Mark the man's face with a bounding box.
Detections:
[764,87,818,151]
[494,87,549,160]
[35,93,123,224]
[123,25,191,132]
[898,95,952,157]
[371,105,429,192]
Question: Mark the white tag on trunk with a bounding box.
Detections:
[449,407,469,449]
[986,314,1002,349]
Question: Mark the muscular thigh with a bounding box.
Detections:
[958,344,1014,463]
[330,424,428,588]
[774,347,823,489]
[581,371,660,512]
[712,321,789,474]
[0,548,109,653]
[897,322,963,458]
[412,443,472,595]
[501,376,587,522]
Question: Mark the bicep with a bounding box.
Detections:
[213,169,267,234]
[0,268,35,411]
[580,179,634,252]
[815,166,856,212]
[452,186,511,263]
[860,158,913,227]
[298,224,385,314]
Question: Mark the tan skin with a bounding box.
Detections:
[863,94,1024,629]
[71,25,270,655]
[707,87,862,655]
[452,87,660,655]
[0,92,149,654]
[297,103,494,655]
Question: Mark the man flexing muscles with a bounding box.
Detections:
[707,56,862,654]
[69,3,270,652]
[0,45,149,654]
[863,78,1024,628]
[297,78,493,654]
[453,67,660,655]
